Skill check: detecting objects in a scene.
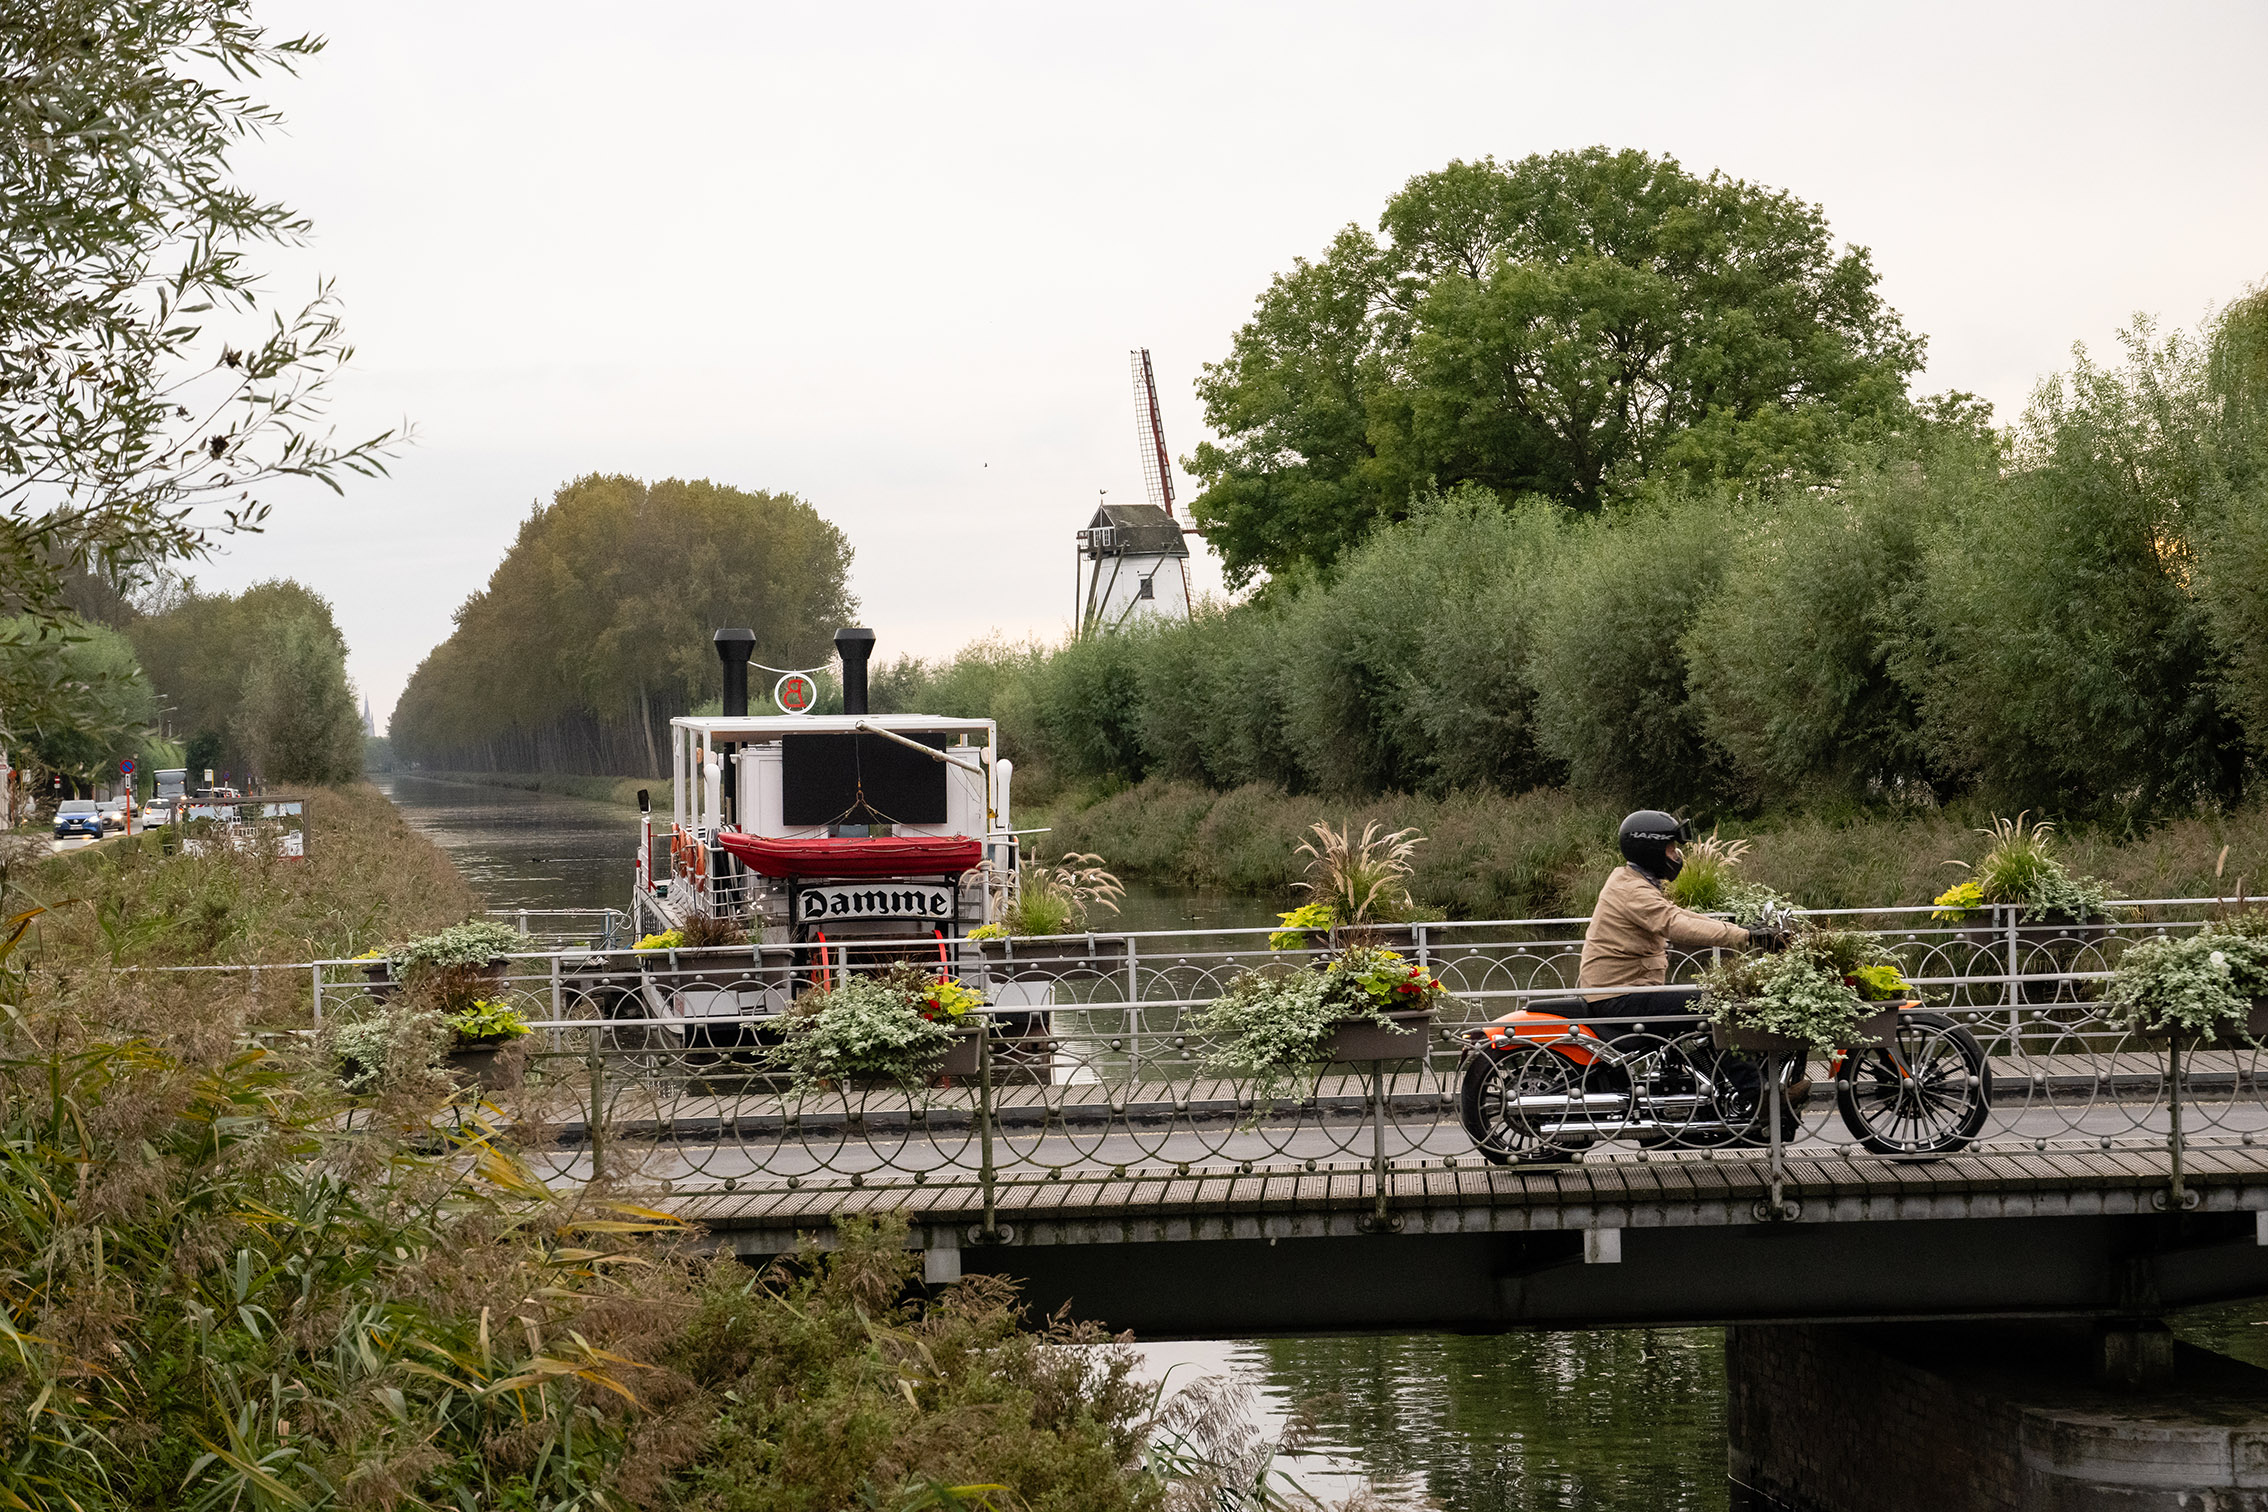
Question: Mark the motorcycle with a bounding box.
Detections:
[1457,994,1991,1162]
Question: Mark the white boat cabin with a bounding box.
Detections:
[639,710,1018,948]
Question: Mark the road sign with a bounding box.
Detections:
[119,757,135,776]
[774,672,818,714]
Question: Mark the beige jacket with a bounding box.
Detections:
[1578,864,1752,998]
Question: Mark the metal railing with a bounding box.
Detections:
[272,898,2268,1224]
[483,907,632,950]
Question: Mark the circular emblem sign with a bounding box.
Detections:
[774,672,818,715]
[119,757,136,776]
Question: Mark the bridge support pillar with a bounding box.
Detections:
[1727,1322,2268,1511]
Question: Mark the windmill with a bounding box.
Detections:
[1077,348,1194,635]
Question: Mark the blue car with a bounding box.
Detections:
[52,800,104,840]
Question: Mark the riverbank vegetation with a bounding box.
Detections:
[388,475,855,776]
[2,777,1281,1510]
[22,782,477,972]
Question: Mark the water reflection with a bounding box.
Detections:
[1237,1331,1726,1511]
[373,774,639,911]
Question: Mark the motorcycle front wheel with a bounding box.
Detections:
[1459,1042,1595,1164]
[1835,1011,1990,1156]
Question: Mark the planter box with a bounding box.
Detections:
[937,1022,985,1077]
[974,935,1129,979]
[1322,1008,1435,1063]
[448,1038,523,1091]
[1712,1005,1904,1055]
[2137,1001,2268,1048]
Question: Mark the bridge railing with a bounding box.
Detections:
[268,896,2262,1217]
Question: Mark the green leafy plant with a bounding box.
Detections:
[1931,880,1985,922]
[1949,813,2118,925]
[332,1004,447,1095]
[447,996,530,1045]
[1268,901,1337,951]
[778,968,969,1088]
[2104,925,2268,1039]
[965,922,1007,940]
[919,976,984,1021]
[1189,946,1443,1106]
[1698,925,1910,1053]
[387,918,527,977]
[634,927,684,950]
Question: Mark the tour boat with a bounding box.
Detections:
[632,626,1021,987]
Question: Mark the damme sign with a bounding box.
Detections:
[793,882,955,923]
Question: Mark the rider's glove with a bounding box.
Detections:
[1747,926,1790,952]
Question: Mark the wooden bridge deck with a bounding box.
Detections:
[668,1141,2268,1255]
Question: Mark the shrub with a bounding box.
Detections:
[1527,496,1734,805]
[2103,932,2265,1040]
[1684,457,1946,805]
[1896,321,2242,816]
[1005,851,1124,935]
[778,970,966,1087]
[1188,946,1443,1104]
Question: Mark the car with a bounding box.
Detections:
[53,800,104,840]
[98,800,129,832]
[141,799,175,827]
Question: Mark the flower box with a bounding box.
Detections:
[937,1021,985,1078]
[1712,1005,1903,1055]
[1322,1007,1435,1063]
[973,935,1129,978]
[447,1038,522,1091]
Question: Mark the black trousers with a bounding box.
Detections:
[1574,985,1703,1026]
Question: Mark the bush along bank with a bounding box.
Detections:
[1044,778,2268,918]
[3,787,1303,1510]
[880,295,2268,827]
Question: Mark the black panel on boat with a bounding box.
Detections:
[781,732,950,826]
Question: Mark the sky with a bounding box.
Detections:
[201,0,2268,731]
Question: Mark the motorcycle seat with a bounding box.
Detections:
[1522,996,1587,1017]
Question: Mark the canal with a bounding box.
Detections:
[369,772,1749,1510]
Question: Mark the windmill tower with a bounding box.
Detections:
[1077,349,1194,635]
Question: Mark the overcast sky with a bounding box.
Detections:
[208,0,2268,730]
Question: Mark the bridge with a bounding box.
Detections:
[272,899,2268,1338]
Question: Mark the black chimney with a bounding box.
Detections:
[835,627,875,716]
[713,628,756,716]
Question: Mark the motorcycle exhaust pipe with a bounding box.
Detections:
[1538,1118,1734,1137]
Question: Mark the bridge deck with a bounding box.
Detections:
[672,1141,2268,1253]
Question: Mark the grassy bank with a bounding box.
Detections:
[1046,778,2268,918]
[0,783,1231,1510]
[26,781,481,970]
[406,767,672,809]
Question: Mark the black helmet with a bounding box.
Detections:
[1618,810,1690,882]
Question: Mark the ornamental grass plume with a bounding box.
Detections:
[1295,821,1423,928]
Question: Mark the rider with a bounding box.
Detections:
[1578,810,1778,1023]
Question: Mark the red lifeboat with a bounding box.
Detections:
[715,832,984,879]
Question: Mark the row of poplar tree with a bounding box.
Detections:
[386,476,856,774]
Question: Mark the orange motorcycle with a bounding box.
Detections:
[1457,995,1990,1162]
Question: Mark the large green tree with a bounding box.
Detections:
[1188,148,1924,584]
[129,577,362,783]
[0,0,393,621]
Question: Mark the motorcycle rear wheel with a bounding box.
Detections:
[1459,1042,1596,1164]
[1834,1011,1989,1156]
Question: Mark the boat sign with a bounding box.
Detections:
[793,882,954,923]
[774,672,818,714]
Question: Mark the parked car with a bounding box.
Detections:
[53,800,104,840]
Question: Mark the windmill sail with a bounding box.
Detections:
[1129,348,1175,516]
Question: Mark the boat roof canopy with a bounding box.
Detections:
[672,713,996,741]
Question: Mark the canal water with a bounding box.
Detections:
[371,773,1739,1510]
